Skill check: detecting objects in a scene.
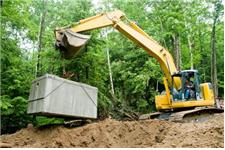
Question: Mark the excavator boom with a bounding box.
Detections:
[54,10,181,89]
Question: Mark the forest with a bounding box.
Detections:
[1,0,224,134]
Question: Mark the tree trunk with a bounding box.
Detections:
[211,18,218,98]
[172,34,181,70]
[187,35,194,69]
[106,47,115,98]
[188,38,193,69]
[198,29,206,82]
[210,0,222,99]
[158,16,168,49]
[85,46,89,80]
[36,0,47,77]
[184,21,194,70]
[105,30,115,100]
[154,2,168,49]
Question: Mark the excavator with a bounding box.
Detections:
[54,10,223,122]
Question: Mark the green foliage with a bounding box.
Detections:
[1,96,33,134]
[1,95,13,115]
[98,91,113,118]
[35,117,64,127]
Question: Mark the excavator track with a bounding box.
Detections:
[139,107,224,123]
[139,112,163,120]
[169,107,224,123]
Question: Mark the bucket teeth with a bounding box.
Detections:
[55,29,91,59]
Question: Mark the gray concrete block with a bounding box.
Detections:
[27,74,98,119]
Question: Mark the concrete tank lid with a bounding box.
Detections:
[32,74,98,90]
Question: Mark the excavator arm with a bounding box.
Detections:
[55,10,181,89]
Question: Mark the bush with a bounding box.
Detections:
[1,96,33,134]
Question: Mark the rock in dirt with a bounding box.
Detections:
[0,142,12,148]
[0,113,224,148]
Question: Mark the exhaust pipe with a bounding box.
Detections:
[55,29,91,59]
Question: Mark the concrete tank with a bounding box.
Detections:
[27,74,98,119]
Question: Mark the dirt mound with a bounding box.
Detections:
[1,113,224,148]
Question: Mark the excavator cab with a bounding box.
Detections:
[171,70,201,101]
[55,29,91,59]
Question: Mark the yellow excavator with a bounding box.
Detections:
[54,10,223,122]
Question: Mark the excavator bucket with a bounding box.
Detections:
[55,29,91,59]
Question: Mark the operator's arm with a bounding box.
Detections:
[55,10,181,89]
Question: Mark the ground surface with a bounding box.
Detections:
[1,113,224,148]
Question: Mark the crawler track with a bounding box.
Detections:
[169,107,224,122]
[139,107,224,123]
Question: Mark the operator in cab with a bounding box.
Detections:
[184,78,195,100]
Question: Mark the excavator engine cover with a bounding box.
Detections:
[55,29,91,59]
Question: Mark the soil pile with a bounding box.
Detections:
[1,113,224,148]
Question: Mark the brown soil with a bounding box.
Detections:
[1,113,224,148]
